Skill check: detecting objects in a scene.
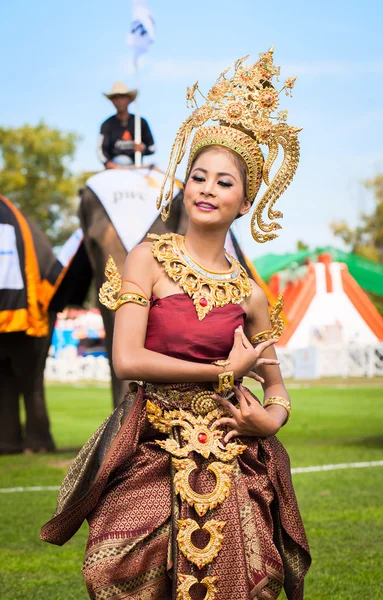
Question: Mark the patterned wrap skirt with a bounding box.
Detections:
[41,383,311,600]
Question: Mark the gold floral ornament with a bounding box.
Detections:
[177,519,226,569]
[177,574,218,600]
[146,400,247,462]
[173,458,233,516]
[251,292,284,346]
[186,81,199,108]
[156,47,301,243]
[148,233,251,320]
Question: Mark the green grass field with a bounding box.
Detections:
[0,383,382,600]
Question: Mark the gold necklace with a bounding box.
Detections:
[148,233,251,320]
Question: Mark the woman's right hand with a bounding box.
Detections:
[228,326,279,379]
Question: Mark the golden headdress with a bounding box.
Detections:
[157,47,301,243]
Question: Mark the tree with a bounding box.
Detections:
[331,175,383,263]
[296,240,309,251]
[0,122,82,246]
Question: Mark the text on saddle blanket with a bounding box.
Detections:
[86,168,182,253]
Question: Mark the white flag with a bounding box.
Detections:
[127,0,155,66]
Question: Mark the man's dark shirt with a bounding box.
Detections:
[97,114,155,165]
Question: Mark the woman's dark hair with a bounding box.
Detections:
[186,146,248,198]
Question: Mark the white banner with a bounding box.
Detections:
[127,0,155,65]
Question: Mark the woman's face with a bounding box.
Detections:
[184,148,251,231]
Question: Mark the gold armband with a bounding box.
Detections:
[251,292,285,347]
[114,292,148,311]
[251,330,273,346]
[263,396,291,425]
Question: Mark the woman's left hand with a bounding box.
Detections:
[213,384,281,443]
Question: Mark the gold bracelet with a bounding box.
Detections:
[263,396,291,425]
[214,371,235,395]
[211,359,231,368]
[114,292,149,311]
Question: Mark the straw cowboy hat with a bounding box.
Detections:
[103,82,138,101]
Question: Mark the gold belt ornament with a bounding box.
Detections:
[177,574,218,600]
[177,519,226,569]
[146,400,247,461]
[146,397,244,599]
[191,390,220,416]
[145,385,220,416]
[173,458,233,517]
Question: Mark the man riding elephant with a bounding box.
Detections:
[97,81,156,169]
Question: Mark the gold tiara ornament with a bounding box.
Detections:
[157,48,301,243]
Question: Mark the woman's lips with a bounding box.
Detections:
[195,202,217,211]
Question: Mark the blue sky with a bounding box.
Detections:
[1,0,382,258]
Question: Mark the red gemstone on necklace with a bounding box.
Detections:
[199,298,208,307]
[198,432,208,443]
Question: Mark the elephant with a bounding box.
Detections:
[0,210,92,454]
[78,184,189,408]
[0,219,59,453]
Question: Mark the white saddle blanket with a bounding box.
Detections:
[87,168,180,252]
[57,228,83,267]
[0,224,24,290]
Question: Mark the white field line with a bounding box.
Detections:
[291,460,383,474]
[1,461,383,493]
[0,485,60,493]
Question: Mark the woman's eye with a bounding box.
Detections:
[218,180,232,187]
[191,175,205,182]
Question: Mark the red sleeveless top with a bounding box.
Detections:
[145,293,246,363]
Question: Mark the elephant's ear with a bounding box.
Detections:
[98,256,122,311]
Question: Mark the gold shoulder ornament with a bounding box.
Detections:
[98,256,148,310]
[251,292,284,345]
[156,48,301,244]
[148,233,251,320]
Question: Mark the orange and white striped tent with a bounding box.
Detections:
[268,253,383,347]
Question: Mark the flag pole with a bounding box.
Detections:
[128,0,154,168]
[134,62,142,167]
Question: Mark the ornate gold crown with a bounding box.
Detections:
[157,47,301,243]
